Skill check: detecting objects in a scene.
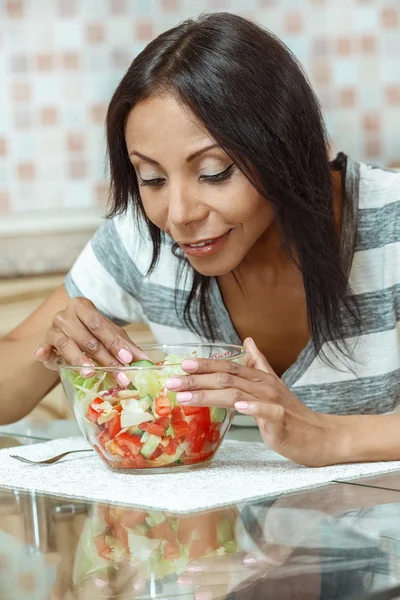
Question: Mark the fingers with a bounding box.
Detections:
[51,313,120,368]
[33,344,62,371]
[75,299,149,362]
[243,338,283,385]
[36,296,149,377]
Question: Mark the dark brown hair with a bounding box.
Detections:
[106,12,359,359]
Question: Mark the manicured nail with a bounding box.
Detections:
[177,574,193,585]
[81,364,95,377]
[117,372,130,387]
[243,554,258,565]
[235,401,249,411]
[165,377,182,390]
[118,348,133,364]
[195,588,212,600]
[187,561,203,573]
[132,577,146,591]
[33,347,41,356]
[177,392,192,404]
[182,359,198,372]
[94,577,108,588]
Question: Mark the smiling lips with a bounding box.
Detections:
[180,231,231,257]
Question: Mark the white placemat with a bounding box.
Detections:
[1,437,400,514]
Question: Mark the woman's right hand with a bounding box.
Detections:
[33,297,149,386]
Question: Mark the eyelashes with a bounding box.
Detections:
[138,164,235,187]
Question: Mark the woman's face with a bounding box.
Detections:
[125,94,274,276]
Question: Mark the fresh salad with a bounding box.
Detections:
[73,504,239,587]
[67,354,233,470]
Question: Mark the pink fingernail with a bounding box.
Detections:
[118,348,133,364]
[235,401,249,411]
[177,392,192,403]
[195,589,212,600]
[33,347,41,356]
[182,359,198,372]
[132,577,146,591]
[165,377,182,390]
[81,364,95,377]
[187,561,203,573]
[117,372,130,387]
[243,554,258,565]
[94,577,108,588]
[177,574,193,585]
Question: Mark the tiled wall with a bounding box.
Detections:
[0,0,399,273]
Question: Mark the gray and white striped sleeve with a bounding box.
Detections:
[64,216,145,326]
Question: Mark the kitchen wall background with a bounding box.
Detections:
[0,0,399,275]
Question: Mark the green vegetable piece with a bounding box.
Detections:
[130,360,155,367]
[217,518,234,545]
[139,394,153,412]
[223,540,238,554]
[165,425,175,438]
[140,434,162,459]
[210,407,227,423]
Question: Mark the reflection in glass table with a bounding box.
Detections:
[2,421,400,599]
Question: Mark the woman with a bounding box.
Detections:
[1,13,399,467]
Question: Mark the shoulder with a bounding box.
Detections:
[104,210,185,290]
[358,161,400,210]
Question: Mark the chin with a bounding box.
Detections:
[187,254,243,277]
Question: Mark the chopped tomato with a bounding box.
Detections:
[173,421,189,439]
[149,522,176,543]
[164,542,180,560]
[171,405,185,424]
[156,416,170,429]
[164,438,178,455]
[189,539,211,560]
[86,397,104,423]
[182,405,207,416]
[112,522,129,550]
[155,395,172,416]
[98,429,110,449]
[114,432,142,458]
[182,450,213,465]
[139,422,165,437]
[209,424,220,444]
[106,413,121,439]
[150,446,163,460]
[94,535,112,559]
[119,509,147,528]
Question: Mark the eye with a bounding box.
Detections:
[138,176,165,187]
[201,164,235,183]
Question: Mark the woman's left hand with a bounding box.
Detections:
[166,338,337,467]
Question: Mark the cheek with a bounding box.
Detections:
[140,196,168,230]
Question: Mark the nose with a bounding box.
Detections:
[167,181,208,228]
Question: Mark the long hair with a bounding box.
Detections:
[106,12,359,360]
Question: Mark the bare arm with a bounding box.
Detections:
[0,284,148,425]
[0,285,69,424]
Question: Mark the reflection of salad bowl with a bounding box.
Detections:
[59,344,246,472]
[72,503,239,594]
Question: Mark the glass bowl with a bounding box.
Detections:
[59,343,246,473]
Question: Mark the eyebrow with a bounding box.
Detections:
[129,143,220,165]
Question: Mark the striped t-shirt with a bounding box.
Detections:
[65,155,400,416]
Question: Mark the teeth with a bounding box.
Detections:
[189,240,213,248]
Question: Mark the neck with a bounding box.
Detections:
[236,168,344,279]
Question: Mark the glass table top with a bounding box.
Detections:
[2,420,400,599]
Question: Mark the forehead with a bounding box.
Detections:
[125,93,212,150]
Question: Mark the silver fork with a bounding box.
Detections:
[10,448,93,465]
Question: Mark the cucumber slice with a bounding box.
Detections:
[210,407,227,423]
[217,518,234,545]
[146,510,167,527]
[139,394,153,412]
[140,434,162,459]
[130,360,155,367]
